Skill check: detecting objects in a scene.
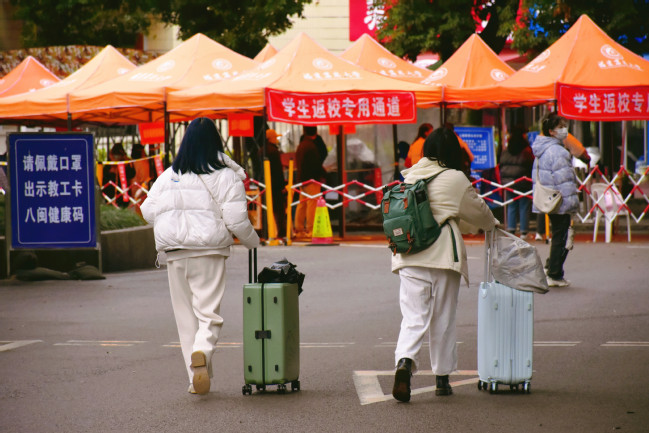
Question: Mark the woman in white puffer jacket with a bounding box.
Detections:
[141,117,259,395]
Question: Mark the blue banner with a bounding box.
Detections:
[527,131,540,146]
[454,126,496,170]
[9,133,96,249]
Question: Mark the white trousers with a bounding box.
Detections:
[167,254,226,383]
[395,266,461,375]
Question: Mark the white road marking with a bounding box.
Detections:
[375,342,464,348]
[54,340,146,347]
[301,342,355,348]
[353,370,479,405]
[601,341,649,347]
[534,341,581,347]
[0,340,43,352]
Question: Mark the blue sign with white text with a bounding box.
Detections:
[9,133,96,249]
[454,126,496,170]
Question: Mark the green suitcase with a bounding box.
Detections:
[242,249,300,395]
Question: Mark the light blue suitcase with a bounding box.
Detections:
[477,231,534,394]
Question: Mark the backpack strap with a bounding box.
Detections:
[422,168,450,184]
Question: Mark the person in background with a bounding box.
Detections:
[532,113,579,287]
[394,141,410,181]
[294,126,327,238]
[406,123,433,167]
[499,124,535,239]
[103,142,135,207]
[141,117,259,395]
[391,128,498,403]
[259,129,287,239]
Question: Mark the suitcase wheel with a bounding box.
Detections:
[242,384,252,395]
[489,382,498,394]
[277,384,287,394]
[523,382,531,394]
[256,384,266,392]
[291,380,301,392]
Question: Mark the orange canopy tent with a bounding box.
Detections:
[488,15,649,120]
[0,56,60,98]
[167,33,443,125]
[68,33,258,125]
[422,34,515,109]
[0,46,136,124]
[340,33,437,85]
[254,44,278,63]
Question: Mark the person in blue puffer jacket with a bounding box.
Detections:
[531,112,579,287]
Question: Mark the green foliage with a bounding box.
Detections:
[513,1,649,57]
[99,205,147,231]
[10,0,157,48]
[374,0,519,62]
[153,0,313,58]
[0,198,145,236]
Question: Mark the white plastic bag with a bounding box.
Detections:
[491,229,549,294]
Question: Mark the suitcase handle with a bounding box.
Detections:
[483,230,495,283]
[249,248,257,284]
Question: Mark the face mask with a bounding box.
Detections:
[554,127,568,141]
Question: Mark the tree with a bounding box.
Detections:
[153,0,313,58]
[374,0,520,63]
[10,0,157,47]
[512,0,649,57]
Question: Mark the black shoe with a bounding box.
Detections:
[435,375,453,396]
[392,358,413,402]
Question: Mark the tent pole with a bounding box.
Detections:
[336,130,346,239]
[643,120,649,166]
[622,120,628,170]
[392,124,398,180]
[163,102,170,168]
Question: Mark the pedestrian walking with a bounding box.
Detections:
[141,117,260,395]
[500,124,534,239]
[391,128,498,402]
[294,126,326,238]
[532,113,580,287]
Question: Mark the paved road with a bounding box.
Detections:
[1,239,648,433]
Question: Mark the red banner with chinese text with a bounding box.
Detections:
[558,84,649,121]
[153,155,164,176]
[117,163,130,202]
[265,89,417,125]
[228,113,255,137]
[139,122,165,145]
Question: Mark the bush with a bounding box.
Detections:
[99,205,147,231]
[0,195,146,236]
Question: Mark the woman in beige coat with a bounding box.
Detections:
[392,127,497,403]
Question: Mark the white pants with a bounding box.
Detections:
[167,254,226,383]
[395,267,461,375]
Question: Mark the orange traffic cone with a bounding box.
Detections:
[311,197,334,244]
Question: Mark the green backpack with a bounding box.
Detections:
[381,170,449,255]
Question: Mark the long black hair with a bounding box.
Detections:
[172,117,226,175]
[423,127,463,171]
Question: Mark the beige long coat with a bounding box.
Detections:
[391,158,498,285]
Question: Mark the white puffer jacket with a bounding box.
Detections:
[141,154,259,254]
[391,159,498,285]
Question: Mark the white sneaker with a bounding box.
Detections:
[535,233,543,241]
[547,276,570,287]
